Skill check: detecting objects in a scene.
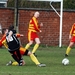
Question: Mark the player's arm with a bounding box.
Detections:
[16,33,24,38]
[0,39,8,49]
[0,35,6,43]
[32,18,41,32]
[7,31,13,42]
[0,35,6,47]
[70,24,74,35]
[69,24,75,39]
[2,40,8,49]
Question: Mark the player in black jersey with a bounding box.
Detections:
[6,26,23,66]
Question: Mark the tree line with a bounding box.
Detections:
[7,0,75,9]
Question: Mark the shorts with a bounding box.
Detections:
[28,31,39,41]
[70,36,75,42]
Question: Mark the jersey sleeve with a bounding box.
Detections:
[70,23,75,35]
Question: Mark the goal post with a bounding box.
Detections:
[28,0,63,47]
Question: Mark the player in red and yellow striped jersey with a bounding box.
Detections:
[25,11,43,54]
[0,28,46,67]
[65,23,75,57]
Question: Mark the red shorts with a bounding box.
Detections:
[28,31,39,41]
[70,36,75,42]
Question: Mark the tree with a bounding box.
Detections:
[7,0,75,9]
[63,0,75,9]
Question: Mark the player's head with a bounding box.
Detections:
[9,25,14,31]
[2,28,8,35]
[34,11,40,18]
[9,25,16,34]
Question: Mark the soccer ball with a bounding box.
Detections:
[62,58,69,65]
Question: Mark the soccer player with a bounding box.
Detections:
[6,27,23,66]
[65,23,75,57]
[0,27,46,67]
[25,11,43,55]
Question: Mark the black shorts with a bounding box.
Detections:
[8,48,19,54]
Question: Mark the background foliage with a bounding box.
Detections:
[7,0,75,9]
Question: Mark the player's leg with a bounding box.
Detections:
[27,51,46,67]
[28,51,40,65]
[23,49,40,65]
[15,49,23,66]
[65,42,74,57]
[25,43,30,49]
[25,31,33,50]
[9,50,23,66]
[25,41,33,50]
[6,47,26,66]
[20,47,27,55]
[32,38,40,54]
[10,52,20,63]
[12,48,26,66]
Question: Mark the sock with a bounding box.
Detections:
[65,47,71,56]
[12,62,18,66]
[32,44,39,53]
[25,44,30,49]
[30,54,40,65]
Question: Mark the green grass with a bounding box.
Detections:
[0,46,75,75]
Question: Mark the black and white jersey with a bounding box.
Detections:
[6,32,20,51]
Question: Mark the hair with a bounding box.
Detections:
[9,25,17,34]
[9,25,14,31]
[2,28,7,34]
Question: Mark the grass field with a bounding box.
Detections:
[0,46,75,75]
